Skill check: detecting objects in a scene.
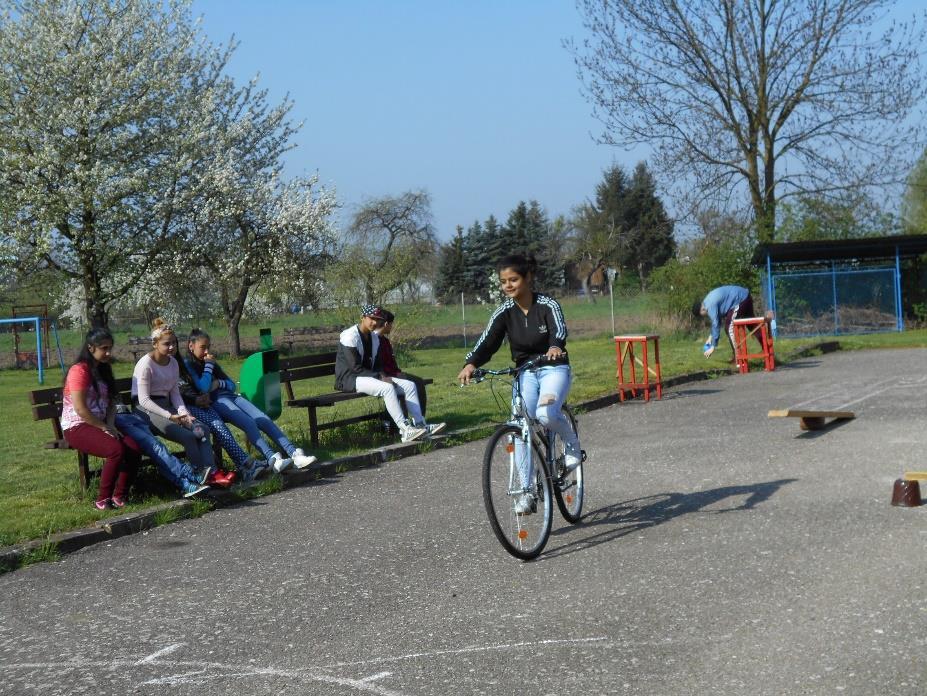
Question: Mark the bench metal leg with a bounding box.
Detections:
[308,407,320,448]
[78,452,90,491]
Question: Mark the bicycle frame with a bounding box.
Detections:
[473,357,559,496]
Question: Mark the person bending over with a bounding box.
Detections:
[693,285,772,359]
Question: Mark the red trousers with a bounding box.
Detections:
[64,423,140,501]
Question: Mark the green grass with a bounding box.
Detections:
[1,321,925,547]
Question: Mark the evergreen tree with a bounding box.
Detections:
[618,163,676,289]
[570,165,629,299]
[436,226,467,301]
[461,219,492,301]
[481,214,507,268]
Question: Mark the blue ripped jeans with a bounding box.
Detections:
[512,364,580,489]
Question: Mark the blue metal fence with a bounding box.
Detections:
[762,260,902,338]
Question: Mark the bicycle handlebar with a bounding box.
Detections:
[468,352,567,384]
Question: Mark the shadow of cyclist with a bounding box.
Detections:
[542,478,797,561]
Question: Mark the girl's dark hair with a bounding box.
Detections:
[188,328,210,344]
[72,328,116,398]
[691,299,704,318]
[495,253,537,278]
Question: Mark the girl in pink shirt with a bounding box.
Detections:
[62,328,140,509]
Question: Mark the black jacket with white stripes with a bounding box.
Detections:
[464,293,569,368]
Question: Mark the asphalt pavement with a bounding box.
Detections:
[1,348,925,695]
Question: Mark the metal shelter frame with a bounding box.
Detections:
[752,235,927,338]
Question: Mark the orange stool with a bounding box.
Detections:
[614,335,662,401]
[732,318,774,373]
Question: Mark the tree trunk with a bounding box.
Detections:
[220,282,250,357]
[82,270,109,329]
[582,271,596,304]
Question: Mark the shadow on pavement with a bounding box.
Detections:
[543,478,798,560]
[662,388,725,399]
[795,417,854,439]
[779,360,822,369]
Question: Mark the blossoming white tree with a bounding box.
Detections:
[184,76,338,356]
[0,0,228,327]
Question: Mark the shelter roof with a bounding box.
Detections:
[752,234,927,266]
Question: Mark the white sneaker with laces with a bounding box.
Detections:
[269,452,293,473]
[421,422,446,437]
[513,493,535,516]
[564,443,583,473]
[400,421,428,443]
[291,448,317,469]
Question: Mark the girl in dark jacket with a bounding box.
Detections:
[457,254,582,514]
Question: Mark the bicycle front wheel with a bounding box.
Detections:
[482,424,553,560]
[551,405,584,523]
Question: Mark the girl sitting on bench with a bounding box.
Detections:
[61,328,140,510]
[183,328,317,473]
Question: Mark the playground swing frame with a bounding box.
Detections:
[0,316,45,384]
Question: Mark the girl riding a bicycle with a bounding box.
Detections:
[458,254,583,515]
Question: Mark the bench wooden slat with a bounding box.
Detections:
[32,403,61,421]
[29,386,65,406]
[288,391,369,408]
[279,364,339,382]
[278,352,338,369]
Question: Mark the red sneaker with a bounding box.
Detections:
[206,470,235,488]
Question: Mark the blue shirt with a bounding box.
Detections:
[703,285,749,346]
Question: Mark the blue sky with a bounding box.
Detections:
[192,1,925,242]
[192,0,630,240]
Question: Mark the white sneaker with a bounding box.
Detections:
[513,493,535,516]
[269,452,293,473]
[291,448,317,470]
[242,459,270,482]
[564,454,582,474]
[419,422,446,437]
[400,421,428,443]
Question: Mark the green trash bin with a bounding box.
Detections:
[240,342,281,420]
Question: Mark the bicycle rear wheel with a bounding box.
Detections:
[551,405,584,523]
[482,424,552,560]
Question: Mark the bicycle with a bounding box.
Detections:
[468,355,585,560]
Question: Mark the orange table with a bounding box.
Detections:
[614,335,662,401]
[732,318,774,373]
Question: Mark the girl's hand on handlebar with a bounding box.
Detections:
[545,346,564,361]
[458,364,476,385]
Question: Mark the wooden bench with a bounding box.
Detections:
[29,376,223,490]
[280,326,341,353]
[126,336,149,361]
[279,351,432,448]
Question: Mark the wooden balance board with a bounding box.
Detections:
[768,409,855,431]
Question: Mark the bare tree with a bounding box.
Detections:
[337,191,437,305]
[570,0,927,243]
